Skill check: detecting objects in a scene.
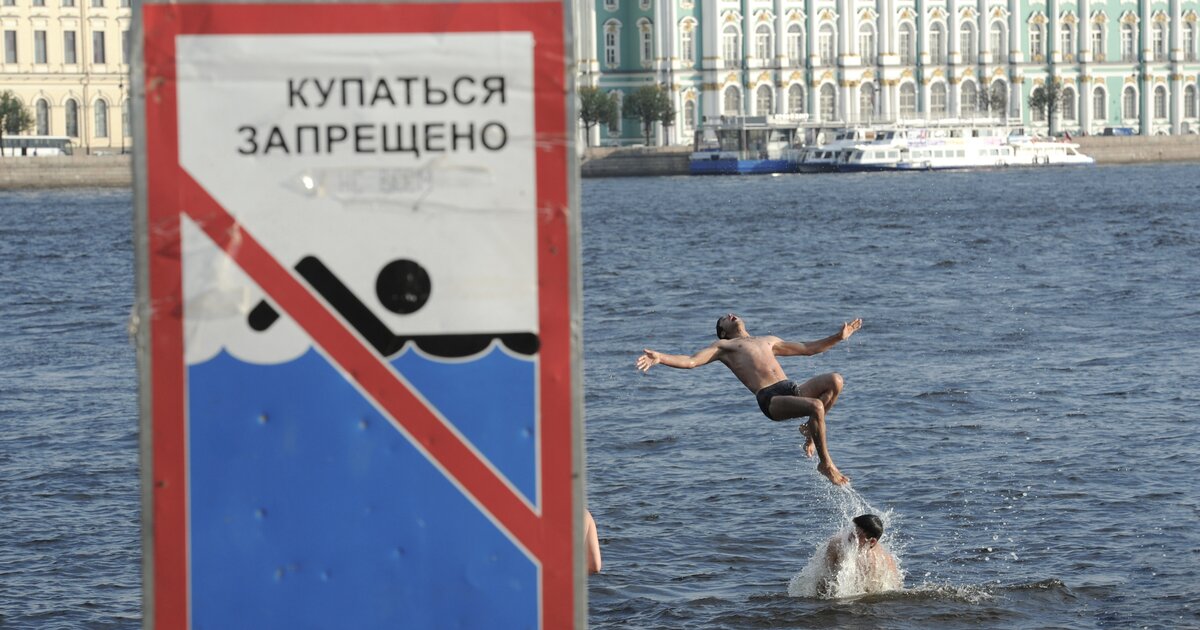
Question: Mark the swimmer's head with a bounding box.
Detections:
[852,514,884,545]
[716,313,744,340]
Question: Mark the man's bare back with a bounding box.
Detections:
[637,314,862,485]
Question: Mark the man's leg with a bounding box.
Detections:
[768,396,849,486]
[797,372,845,412]
[794,373,844,459]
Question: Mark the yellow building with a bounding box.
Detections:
[1,0,130,153]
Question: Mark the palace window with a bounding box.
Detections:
[36,99,50,135]
[990,80,1008,117]
[4,31,16,64]
[724,24,742,62]
[604,22,620,67]
[818,24,835,65]
[93,31,106,64]
[960,22,976,62]
[1186,23,1197,62]
[931,83,947,117]
[65,99,79,137]
[899,83,917,118]
[723,85,741,115]
[64,31,77,64]
[603,0,617,11]
[1121,23,1136,62]
[1060,22,1075,58]
[680,26,695,64]
[1153,22,1166,61]
[1062,87,1077,120]
[1093,87,1106,120]
[34,30,47,64]
[929,22,946,64]
[788,84,806,113]
[859,83,876,120]
[859,24,876,63]
[1091,23,1104,58]
[1184,85,1197,118]
[819,83,837,119]
[1123,86,1137,118]
[961,82,978,116]
[683,99,696,129]
[1031,87,1046,121]
[756,24,772,60]
[1030,23,1044,59]
[94,100,109,138]
[756,85,773,114]
[1154,86,1167,119]
[899,23,915,64]
[639,21,653,65]
[787,23,804,64]
[990,22,1006,63]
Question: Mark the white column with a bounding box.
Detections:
[1008,0,1022,64]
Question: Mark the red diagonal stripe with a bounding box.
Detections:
[177,169,543,559]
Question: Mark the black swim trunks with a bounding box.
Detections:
[755,380,804,419]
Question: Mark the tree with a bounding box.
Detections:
[978,83,1009,120]
[623,85,673,146]
[658,97,677,143]
[0,90,35,158]
[1027,79,1065,135]
[579,86,618,147]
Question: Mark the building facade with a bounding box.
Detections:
[1,0,130,153]
[576,0,1200,145]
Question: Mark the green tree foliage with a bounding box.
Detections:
[1027,79,1065,135]
[0,90,35,157]
[579,86,618,147]
[623,85,674,146]
[978,83,1008,119]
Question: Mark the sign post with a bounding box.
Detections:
[132,2,582,627]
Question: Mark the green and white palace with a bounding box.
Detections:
[574,0,1200,145]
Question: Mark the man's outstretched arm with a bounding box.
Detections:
[774,318,862,357]
[637,344,721,372]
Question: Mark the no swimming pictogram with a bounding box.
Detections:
[135,2,581,628]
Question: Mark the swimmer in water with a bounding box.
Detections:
[636,315,861,485]
[816,514,901,597]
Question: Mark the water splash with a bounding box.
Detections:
[788,479,906,598]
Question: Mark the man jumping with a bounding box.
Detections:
[636,314,862,485]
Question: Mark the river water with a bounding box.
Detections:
[2,164,1198,628]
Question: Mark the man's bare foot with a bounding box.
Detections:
[799,423,816,458]
[817,462,850,486]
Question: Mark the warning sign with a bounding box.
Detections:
[134,3,581,628]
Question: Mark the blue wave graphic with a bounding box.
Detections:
[187,348,538,629]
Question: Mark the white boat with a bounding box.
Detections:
[1007,136,1096,166]
[793,128,880,173]
[835,127,1094,171]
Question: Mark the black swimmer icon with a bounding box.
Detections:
[247,255,539,358]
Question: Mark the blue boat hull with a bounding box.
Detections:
[690,158,796,175]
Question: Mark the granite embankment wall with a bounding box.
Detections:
[1,155,133,190]
[2,136,1197,188]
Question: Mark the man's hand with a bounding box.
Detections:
[840,318,862,340]
[636,349,661,372]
